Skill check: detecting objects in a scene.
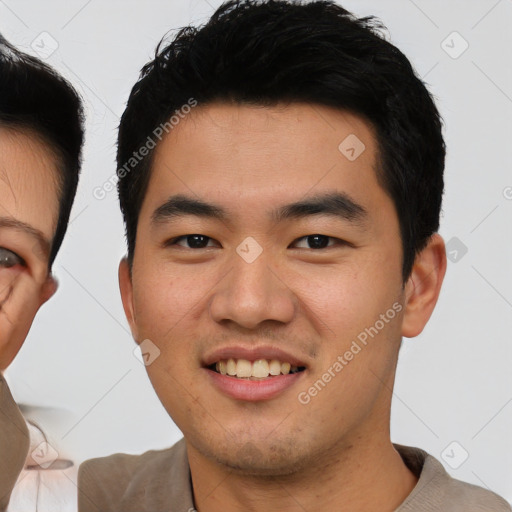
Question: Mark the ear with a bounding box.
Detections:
[39,274,58,305]
[401,234,447,338]
[119,257,139,342]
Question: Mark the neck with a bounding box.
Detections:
[187,429,418,512]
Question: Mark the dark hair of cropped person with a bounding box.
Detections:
[117,0,445,281]
[0,34,84,268]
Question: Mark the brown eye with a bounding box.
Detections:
[169,235,218,249]
[291,235,337,249]
[0,247,24,268]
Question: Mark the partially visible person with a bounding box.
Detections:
[0,33,84,511]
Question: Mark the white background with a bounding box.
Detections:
[1,0,511,504]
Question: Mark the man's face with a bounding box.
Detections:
[121,102,413,475]
[0,127,59,370]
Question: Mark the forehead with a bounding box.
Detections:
[0,126,60,243]
[143,102,391,225]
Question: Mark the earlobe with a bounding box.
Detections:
[401,234,447,338]
[119,257,139,341]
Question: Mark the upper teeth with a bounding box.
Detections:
[215,359,299,378]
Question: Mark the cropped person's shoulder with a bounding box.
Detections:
[0,374,30,512]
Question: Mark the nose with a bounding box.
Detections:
[209,247,296,330]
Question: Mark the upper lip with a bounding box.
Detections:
[202,345,308,368]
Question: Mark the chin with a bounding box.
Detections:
[194,434,312,477]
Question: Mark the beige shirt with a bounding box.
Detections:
[78,438,512,512]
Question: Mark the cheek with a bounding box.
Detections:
[297,259,405,400]
[134,272,203,420]
[301,262,401,333]
[131,267,205,343]
[0,287,40,368]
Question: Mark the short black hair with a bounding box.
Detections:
[0,34,84,268]
[117,0,445,280]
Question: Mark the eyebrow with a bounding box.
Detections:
[0,217,51,259]
[152,192,368,227]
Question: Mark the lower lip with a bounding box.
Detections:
[204,368,306,401]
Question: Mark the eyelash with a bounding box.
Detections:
[166,234,347,250]
[0,247,25,268]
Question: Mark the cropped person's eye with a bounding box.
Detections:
[0,247,25,268]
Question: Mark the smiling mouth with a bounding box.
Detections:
[208,358,306,379]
